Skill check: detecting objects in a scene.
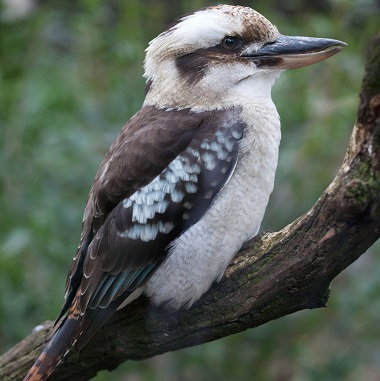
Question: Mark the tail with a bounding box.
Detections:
[23,301,121,381]
[23,317,82,381]
[24,288,131,380]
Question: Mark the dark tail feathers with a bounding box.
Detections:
[23,317,81,381]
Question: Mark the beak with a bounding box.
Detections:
[243,35,347,69]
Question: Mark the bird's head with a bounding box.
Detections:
[143,5,346,111]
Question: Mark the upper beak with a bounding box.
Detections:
[243,35,347,69]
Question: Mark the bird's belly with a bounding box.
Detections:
[145,127,280,310]
[145,98,281,310]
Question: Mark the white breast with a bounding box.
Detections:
[145,97,281,310]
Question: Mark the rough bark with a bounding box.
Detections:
[1,33,380,381]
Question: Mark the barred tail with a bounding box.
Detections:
[23,317,81,381]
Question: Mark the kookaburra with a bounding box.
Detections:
[24,5,346,380]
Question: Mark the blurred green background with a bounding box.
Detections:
[1,0,380,380]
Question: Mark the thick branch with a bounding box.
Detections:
[1,34,380,381]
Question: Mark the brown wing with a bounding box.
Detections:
[60,106,203,316]
[59,106,244,323]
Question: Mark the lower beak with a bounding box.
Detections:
[243,35,347,69]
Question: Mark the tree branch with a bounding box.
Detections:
[1,33,380,381]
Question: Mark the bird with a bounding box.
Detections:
[24,5,346,381]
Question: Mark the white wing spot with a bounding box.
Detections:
[120,153,201,241]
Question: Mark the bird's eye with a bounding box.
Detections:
[221,36,241,51]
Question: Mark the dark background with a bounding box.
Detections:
[1,0,380,380]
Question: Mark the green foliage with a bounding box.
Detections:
[1,0,379,380]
